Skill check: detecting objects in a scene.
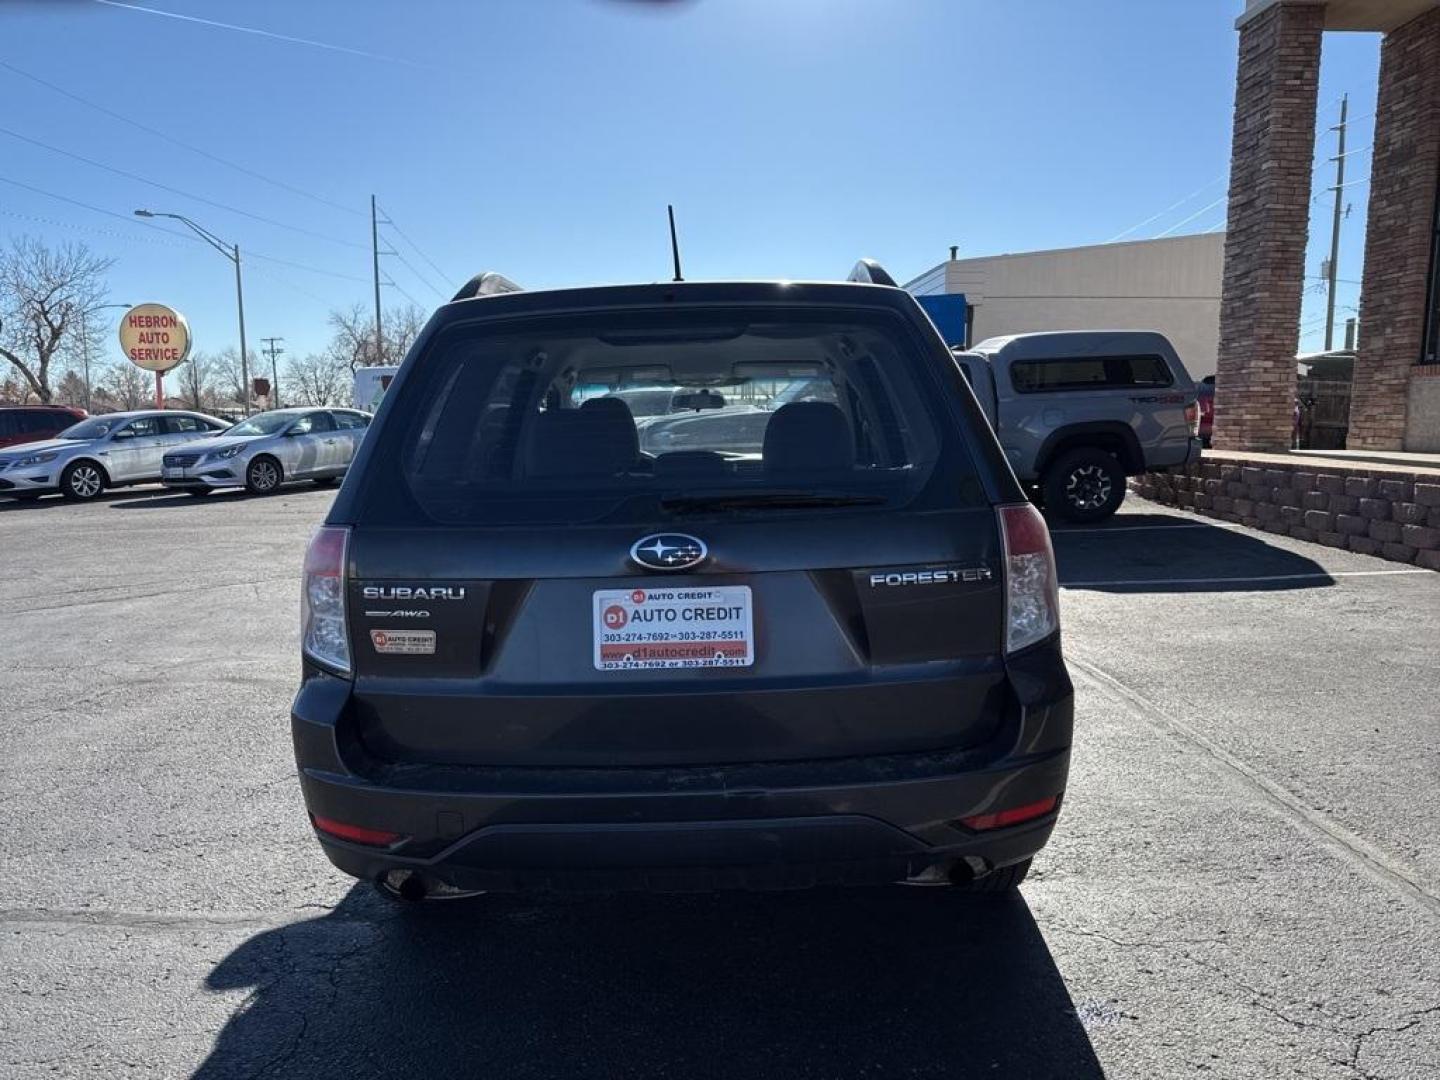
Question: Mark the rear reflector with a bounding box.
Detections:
[998,503,1060,654]
[311,815,403,847]
[958,795,1060,832]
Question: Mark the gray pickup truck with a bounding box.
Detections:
[951,331,1203,522]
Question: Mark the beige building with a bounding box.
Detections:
[904,233,1226,379]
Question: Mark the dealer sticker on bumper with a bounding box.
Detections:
[593,585,753,670]
[370,629,436,655]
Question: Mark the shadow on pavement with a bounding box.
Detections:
[1053,513,1333,593]
[108,486,334,509]
[0,489,140,512]
[192,884,1104,1079]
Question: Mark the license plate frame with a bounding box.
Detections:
[593,585,753,671]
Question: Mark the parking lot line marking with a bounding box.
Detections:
[1068,655,1440,919]
[1053,522,1245,534]
[1061,568,1432,588]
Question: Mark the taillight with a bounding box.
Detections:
[302,525,351,674]
[311,814,403,847]
[1184,399,1200,436]
[958,795,1060,832]
[998,503,1060,654]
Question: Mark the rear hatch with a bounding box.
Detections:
[337,295,1010,768]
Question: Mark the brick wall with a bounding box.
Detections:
[1214,2,1325,452]
[1132,459,1440,570]
[1349,6,1440,450]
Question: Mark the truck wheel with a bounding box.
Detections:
[1042,448,1125,523]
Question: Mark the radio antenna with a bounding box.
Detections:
[667,204,683,282]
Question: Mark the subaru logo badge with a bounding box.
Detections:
[630,533,708,572]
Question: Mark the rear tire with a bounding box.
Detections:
[1042,448,1126,523]
[956,858,1032,894]
[245,456,283,495]
[59,460,106,502]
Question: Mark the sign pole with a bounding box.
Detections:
[155,371,165,409]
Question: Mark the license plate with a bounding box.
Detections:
[163,467,183,479]
[593,585,753,671]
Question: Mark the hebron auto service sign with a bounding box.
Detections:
[119,303,191,373]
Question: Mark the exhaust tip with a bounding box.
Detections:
[944,864,979,887]
[378,869,429,902]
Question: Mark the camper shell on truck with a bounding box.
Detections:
[951,331,1202,522]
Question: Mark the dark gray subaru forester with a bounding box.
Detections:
[292,266,1073,902]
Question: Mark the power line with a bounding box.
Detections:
[1104,175,1227,244]
[383,276,424,310]
[0,172,369,284]
[385,245,446,298]
[379,206,454,286]
[1154,194,1228,238]
[0,172,199,236]
[0,206,190,248]
[0,58,361,218]
[0,124,366,250]
[244,250,368,282]
[245,261,336,308]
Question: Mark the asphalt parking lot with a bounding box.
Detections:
[1,485,1437,1079]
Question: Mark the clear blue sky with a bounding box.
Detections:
[1,0,1381,366]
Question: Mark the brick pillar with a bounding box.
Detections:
[1213,2,1325,452]
[1348,6,1440,450]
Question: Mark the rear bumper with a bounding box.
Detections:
[291,644,1073,892]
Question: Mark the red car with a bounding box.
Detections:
[1197,378,1215,447]
[0,405,88,450]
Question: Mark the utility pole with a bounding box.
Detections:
[371,194,384,367]
[1324,94,1348,352]
[260,336,285,409]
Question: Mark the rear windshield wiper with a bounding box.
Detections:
[660,490,888,513]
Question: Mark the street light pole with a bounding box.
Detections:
[133,209,251,415]
[234,243,249,414]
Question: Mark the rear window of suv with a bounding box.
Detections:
[358,306,980,525]
[1010,354,1173,393]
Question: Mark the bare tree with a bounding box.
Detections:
[385,304,426,362]
[326,303,426,372]
[0,237,114,404]
[211,346,261,412]
[53,369,88,408]
[171,351,218,412]
[282,352,349,406]
[100,360,152,410]
[0,374,28,404]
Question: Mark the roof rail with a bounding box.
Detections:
[451,271,524,302]
[846,258,898,287]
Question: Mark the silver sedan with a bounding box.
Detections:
[160,407,372,496]
[0,409,229,502]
